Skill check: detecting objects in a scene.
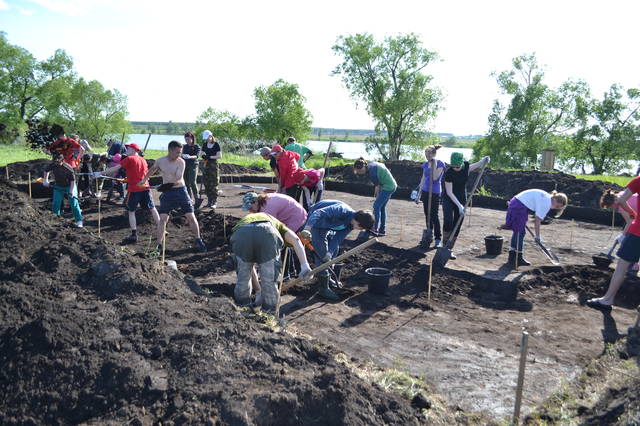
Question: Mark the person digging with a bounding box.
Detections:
[302,200,375,300]
[42,153,83,227]
[138,140,207,254]
[230,212,313,313]
[95,143,161,246]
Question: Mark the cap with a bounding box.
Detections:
[258,147,271,156]
[450,152,464,167]
[270,145,283,155]
[202,130,213,141]
[242,192,259,211]
[125,143,142,153]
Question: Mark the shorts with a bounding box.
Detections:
[616,233,640,263]
[126,190,154,212]
[230,221,283,264]
[158,186,194,214]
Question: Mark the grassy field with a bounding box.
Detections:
[573,174,633,187]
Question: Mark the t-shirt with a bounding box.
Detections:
[182,143,201,167]
[120,155,148,193]
[373,163,397,191]
[50,137,83,169]
[46,162,75,187]
[232,212,291,240]
[444,161,470,203]
[616,192,639,216]
[515,189,552,220]
[261,193,307,231]
[625,177,640,236]
[285,142,312,169]
[201,142,221,161]
[421,160,445,194]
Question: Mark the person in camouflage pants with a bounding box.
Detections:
[201,130,221,208]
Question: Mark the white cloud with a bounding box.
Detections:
[0,0,10,11]
[19,7,33,15]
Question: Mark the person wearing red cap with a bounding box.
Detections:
[271,144,302,204]
[95,143,161,245]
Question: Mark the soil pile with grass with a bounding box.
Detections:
[327,162,623,208]
[0,179,422,424]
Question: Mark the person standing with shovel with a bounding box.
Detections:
[416,145,445,249]
[442,153,490,259]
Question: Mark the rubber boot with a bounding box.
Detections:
[419,229,431,249]
[516,251,531,267]
[317,275,340,301]
[507,250,516,266]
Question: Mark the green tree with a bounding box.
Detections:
[253,78,312,145]
[196,108,260,153]
[558,84,640,174]
[332,33,442,161]
[474,53,588,168]
[49,78,130,143]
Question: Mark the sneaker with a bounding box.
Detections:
[375,230,386,237]
[75,221,83,228]
[122,234,138,244]
[116,196,125,201]
[434,239,442,247]
[449,252,457,260]
[195,238,207,252]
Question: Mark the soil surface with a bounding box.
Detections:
[0,179,423,424]
[327,161,623,208]
[5,170,640,423]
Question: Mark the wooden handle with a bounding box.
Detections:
[282,237,378,291]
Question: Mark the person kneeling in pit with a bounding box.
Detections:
[301,200,375,300]
[230,212,313,313]
[138,140,207,254]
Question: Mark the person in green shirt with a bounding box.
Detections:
[353,157,397,237]
[284,137,312,169]
[230,212,313,313]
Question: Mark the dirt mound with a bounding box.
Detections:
[0,179,422,424]
[327,161,623,208]
[219,163,266,174]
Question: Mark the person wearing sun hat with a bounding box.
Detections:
[442,151,489,259]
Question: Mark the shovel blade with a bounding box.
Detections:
[433,246,451,268]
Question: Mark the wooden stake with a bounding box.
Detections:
[28,171,32,198]
[400,215,404,241]
[513,329,529,424]
[223,214,226,240]
[5,165,9,181]
[161,221,168,266]
[611,208,615,232]
[427,258,433,302]
[97,199,101,236]
[515,233,520,270]
[569,219,575,251]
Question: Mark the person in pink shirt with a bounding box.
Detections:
[294,168,325,210]
[600,189,639,271]
[241,192,307,232]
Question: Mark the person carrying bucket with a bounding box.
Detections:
[442,152,489,259]
[230,212,313,313]
[302,200,375,300]
[587,177,640,311]
[500,189,568,267]
[352,158,397,237]
[416,144,445,248]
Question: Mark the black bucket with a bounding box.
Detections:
[366,267,391,295]
[484,235,504,255]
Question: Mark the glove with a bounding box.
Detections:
[458,205,465,215]
[92,171,102,178]
[299,229,312,242]
[534,236,542,245]
[299,263,313,281]
[42,180,50,188]
[321,253,332,263]
[181,154,190,160]
[482,156,490,165]
[615,233,625,243]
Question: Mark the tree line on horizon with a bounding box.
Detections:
[1,30,638,174]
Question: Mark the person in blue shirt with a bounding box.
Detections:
[300,200,374,300]
[107,139,127,158]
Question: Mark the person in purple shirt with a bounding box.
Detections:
[416,144,445,248]
[241,192,307,232]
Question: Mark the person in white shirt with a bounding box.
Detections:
[500,189,568,267]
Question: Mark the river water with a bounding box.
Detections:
[128,134,474,162]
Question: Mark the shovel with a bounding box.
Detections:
[233,184,277,193]
[525,225,561,265]
[600,239,619,260]
[433,163,487,268]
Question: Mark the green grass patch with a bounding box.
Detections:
[573,174,632,187]
[0,145,48,166]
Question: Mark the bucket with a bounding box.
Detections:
[366,267,391,295]
[484,235,504,255]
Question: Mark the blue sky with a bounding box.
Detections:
[2,0,639,135]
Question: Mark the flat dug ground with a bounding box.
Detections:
[5,173,640,423]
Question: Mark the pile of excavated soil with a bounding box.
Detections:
[327,162,623,208]
[0,179,422,424]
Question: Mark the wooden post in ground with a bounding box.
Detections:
[512,329,529,425]
[611,209,615,232]
[427,258,433,302]
[223,213,226,240]
[28,171,32,198]
[5,165,9,181]
[97,199,102,236]
[275,248,290,318]
[161,221,168,266]
[569,219,575,251]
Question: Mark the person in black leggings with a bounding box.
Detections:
[416,144,445,248]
